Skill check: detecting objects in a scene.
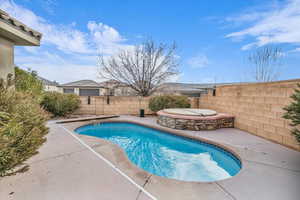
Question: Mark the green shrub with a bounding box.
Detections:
[41,92,80,117]
[15,67,43,99]
[149,95,191,112]
[283,83,300,144]
[0,86,48,176]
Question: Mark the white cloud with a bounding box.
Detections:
[42,0,57,15]
[88,21,133,54]
[288,47,300,53]
[0,0,91,54]
[168,72,183,82]
[0,0,134,82]
[187,54,209,68]
[88,21,123,44]
[226,0,300,51]
[225,12,268,25]
[294,47,300,52]
[200,77,215,83]
[15,49,99,83]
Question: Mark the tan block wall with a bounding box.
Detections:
[76,96,199,116]
[198,79,300,151]
[76,96,153,115]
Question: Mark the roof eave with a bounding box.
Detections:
[0,9,41,46]
[0,21,41,46]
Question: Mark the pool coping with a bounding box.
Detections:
[55,115,119,123]
[61,117,244,185]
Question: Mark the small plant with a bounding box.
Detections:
[0,84,48,176]
[149,95,191,112]
[41,92,80,117]
[283,83,300,144]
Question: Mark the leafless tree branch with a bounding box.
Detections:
[248,46,283,82]
[98,40,179,96]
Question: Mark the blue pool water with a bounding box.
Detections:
[75,122,241,182]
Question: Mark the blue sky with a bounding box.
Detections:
[0,0,300,83]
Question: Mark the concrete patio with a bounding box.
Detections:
[0,115,299,200]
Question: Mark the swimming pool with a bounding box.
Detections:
[75,122,241,182]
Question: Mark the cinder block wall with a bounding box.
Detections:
[76,96,151,115]
[76,96,199,116]
[198,79,300,151]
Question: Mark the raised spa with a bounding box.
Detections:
[157,108,235,130]
[75,122,241,182]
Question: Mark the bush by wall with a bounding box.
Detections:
[149,95,191,112]
[283,84,300,144]
[0,86,48,176]
[15,67,44,99]
[41,92,80,117]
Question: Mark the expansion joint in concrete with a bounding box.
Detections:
[136,175,152,200]
[244,159,300,173]
[215,182,237,200]
[29,149,87,165]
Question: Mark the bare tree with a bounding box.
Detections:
[98,40,179,96]
[248,46,283,82]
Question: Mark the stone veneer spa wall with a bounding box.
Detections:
[157,109,234,130]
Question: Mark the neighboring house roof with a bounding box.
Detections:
[59,80,104,88]
[157,82,241,94]
[98,80,128,88]
[38,76,59,86]
[160,83,211,90]
[0,9,41,45]
[158,83,209,93]
[57,79,245,92]
[100,79,120,84]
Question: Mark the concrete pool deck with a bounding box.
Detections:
[0,115,300,200]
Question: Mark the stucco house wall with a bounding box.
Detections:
[60,86,103,96]
[0,37,14,82]
[44,85,59,92]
